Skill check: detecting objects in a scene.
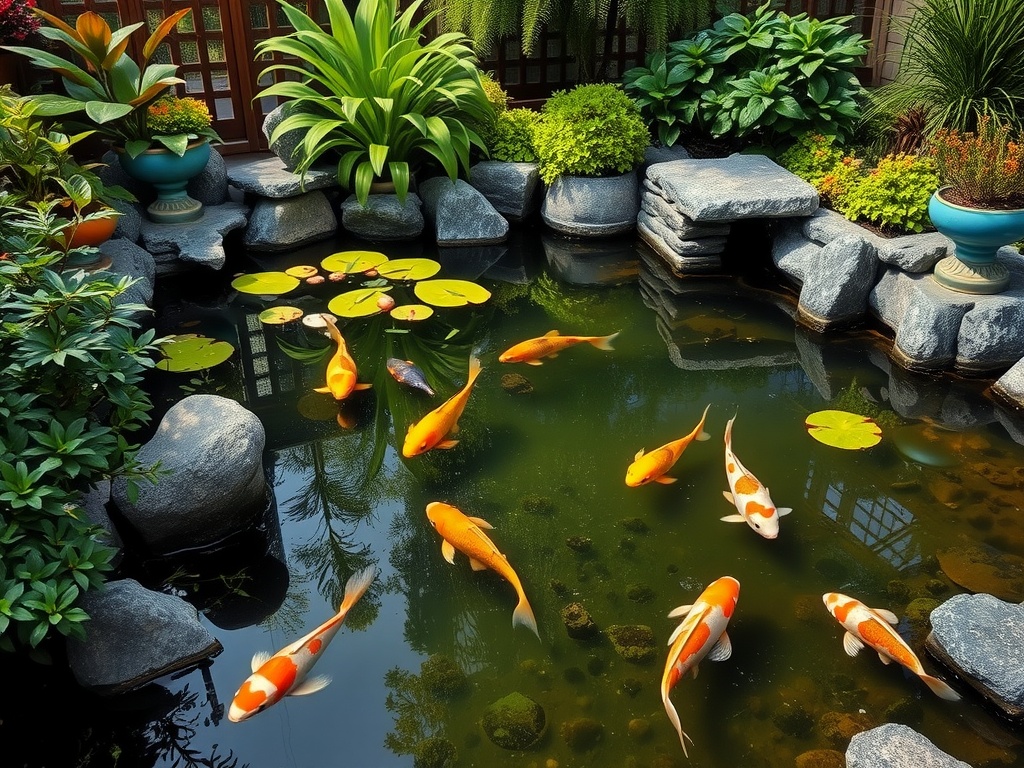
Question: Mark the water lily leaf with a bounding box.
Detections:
[321,250,389,274]
[391,304,434,321]
[285,265,319,278]
[156,334,235,373]
[259,306,303,325]
[328,286,394,317]
[805,409,882,450]
[231,271,300,295]
[414,279,492,307]
[377,258,441,281]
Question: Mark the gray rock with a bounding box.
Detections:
[468,161,541,221]
[244,191,338,252]
[67,578,222,695]
[640,144,691,176]
[341,193,424,241]
[993,358,1024,410]
[846,724,970,768]
[109,198,143,243]
[542,171,639,236]
[187,146,228,206]
[640,192,732,239]
[637,210,728,255]
[100,150,152,205]
[955,252,1024,372]
[927,593,1024,719]
[419,177,509,245]
[637,220,724,275]
[111,395,267,554]
[73,478,122,567]
[96,238,156,319]
[139,201,249,272]
[262,101,307,171]
[794,325,833,400]
[646,154,818,222]
[771,223,820,283]
[227,154,338,198]
[798,234,878,330]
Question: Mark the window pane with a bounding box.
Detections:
[215,97,234,121]
[184,71,204,94]
[211,69,230,91]
[201,6,222,31]
[180,40,199,65]
[207,40,226,63]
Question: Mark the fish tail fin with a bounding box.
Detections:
[321,314,342,343]
[921,674,961,701]
[591,331,621,351]
[695,403,712,441]
[339,565,377,615]
[512,595,540,640]
[467,354,483,385]
[725,412,737,445]
[662,690,691,757]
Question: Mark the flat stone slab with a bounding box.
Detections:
[638,220,724,275]
[139,201,249,272]
[646,153,818,222]
[226,154,338,198]
[846,724,970,768]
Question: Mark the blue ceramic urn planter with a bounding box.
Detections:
[929,186,1024,294]
[116,139,211,224]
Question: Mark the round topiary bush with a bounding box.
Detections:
[487,108,542,163]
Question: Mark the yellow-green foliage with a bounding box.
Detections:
[147,96,213,136]
[488,108,541,162]
[839,153,940,234]
[778,133,846,189]
[819,156,864,209]
[479,72,509,114]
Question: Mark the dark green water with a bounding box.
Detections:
[5,227,1024,768]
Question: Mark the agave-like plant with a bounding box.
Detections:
[256,0,493,206]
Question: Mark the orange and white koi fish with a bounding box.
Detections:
[402,355,482,457]
[426,501,539,639]
[720,414,791,539]
[228,565,377,722]
[498,329,620,365]
[822,592,960,701]
[626,404,711,487]
[661,576,740,757]
[313,315,372,401]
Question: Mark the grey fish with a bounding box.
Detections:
[386,358,435,396]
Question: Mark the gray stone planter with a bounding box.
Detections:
[541,170,639,237]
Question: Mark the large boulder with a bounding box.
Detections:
[187,146,228,206]
[419,177,509,246]
[797,234,878,330]
[111,395,268,554]
[846,724,970,767]
[243,191,338,252]
[341,193,424,241]
[468,161,541,221]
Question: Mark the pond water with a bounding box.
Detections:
[4,225,1024,768]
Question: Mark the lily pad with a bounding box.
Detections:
[321,250,388,274]
[328,286,394,318]
[414,279,492,307]
[377,258,441,281]
[156,334,235,373]
[231,271,300,296]
[285,265,319,279]
[391,304,434,321]
[805,409,882,450]
[259,306,303,325]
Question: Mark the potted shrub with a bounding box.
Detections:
[533,83,650,236]
[928,116,1024,294]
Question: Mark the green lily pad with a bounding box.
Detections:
[321,250,389,274]
[231,271,300,296]
[285,265,319,279]
[391,304,434,321]
[258,306,303,325]
[806,409,882,450]
[377,258,441,281]
[327,286,394,318]
[414,279,492,307]
[156,334,235,373]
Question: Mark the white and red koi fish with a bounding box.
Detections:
[626,404,711,486]
[822,592,960,701]
[227,565,378,722]
[661,576,740,757]
[498,329,620,365]
[720,414,791,538]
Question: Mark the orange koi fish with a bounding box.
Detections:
[228,565,377,722]
[822,592,960,700]
[426,501,539,639]
[626,404,711,487]
[402,355,482,457]
[314,314,372,401]
[498,329,620,365]
[661,576,740,757]
[720,414,791,538]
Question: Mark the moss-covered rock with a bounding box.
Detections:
[883,695,923,725]
[420,654,468,699]
[501,373,534,394]
[481,692,546,750]
[520,494,555,515]
[818,710,873,749]
[606,625,656,664]
[413,737,457,768]
[549,579,570,597]
[560,602,598,639]
[886,579,911,602]
[904,597,940,640]
[794,749,845,768]
[560,717,604,752]
[621,677,643,697]
[566,536,593,553]
[620,517,649,533]
[626,584,655,604]
[772,703,815,737]
[627,717,651,740]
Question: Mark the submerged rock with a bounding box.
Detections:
[560,602,598,639]
[501,373,534,394]
[904,598,941,642]
[627,717,651,740]
[566,536,593,553]
[846,723,970,767]
[819,710,874,749]
[606,625,656,664]
[480,692,546,750]
[936,542,1024,601]
[773,703,815,737]
[620,517,649,533]
[420,654,468,699]
[626,584,655,603]
[795,749,845,768]
[560,717,604,752]
[521,494,556,515]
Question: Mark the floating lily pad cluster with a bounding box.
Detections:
[229,250,491,324]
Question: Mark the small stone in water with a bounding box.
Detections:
[521,494,556,515]
[586,655,605,676]
[560,602,598,639]
[926,578,949,595]
[549,579,569,597]
[566,536,592,553]
[327,271,346,282]
[563,667,585,685]
[305,275,325,285]
[626,584,655,603]
[606,625,656,664]
[621,677,642,697]
[619,537,636,553]
[627,718,651,740]
[501,373,534,394]
[886,579,911,602]
[560,717,604,752]
[620,517,648,533]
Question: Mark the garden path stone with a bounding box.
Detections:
[66,578,222,696]
[226,154,337,198]
[927,593,1024,719]
[341,193,424,241]
[637,211,727,255]
[645,154,818,222]
[111,394,268,554]
[96,238,156,317]
[797,234,878,330]
[845,724,970,767]
[419,177,509,245]
[244,191,338,252]
[187,145,228,206]
[640,144,691,176]
[469,161,541,221]
[139,201,249,273]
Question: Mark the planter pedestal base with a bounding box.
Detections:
[932,255,1010,295]
[147,194,204,224]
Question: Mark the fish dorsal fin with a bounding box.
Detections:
[405,360,415,365]
[667,607,705,646]
[667,604,693,619]
[467,525,497,551]
[291,675,332,696]
[467,516,493,529]
[635,448,645,460]
[441,539,456,564]
[250,650,272,673]
[468,557,488,571]
[544,330,560,337]
[843,631,865,658]
[707,631,732,662]
[872,608,899,625]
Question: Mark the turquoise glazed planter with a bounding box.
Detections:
[116,139,211,224]
[929,187,1024,294]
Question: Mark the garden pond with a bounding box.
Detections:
[4,226,1024,768]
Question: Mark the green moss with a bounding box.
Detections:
[560,717,604,752]
[626,584,655,604]
[830,378,903,429]
[606,625,656,663]
[480,692,546,750]
[560,602,598,639]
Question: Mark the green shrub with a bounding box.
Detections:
[487,108,541,162]
[838,153,940,235]
[479,72,509,114]
[533,84,649,184]
[818,155,864,210]
[777,133,846,189]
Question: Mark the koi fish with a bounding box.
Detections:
[386,357,435,396]
[228,565,378,722]
[661,576,740,757]
[822,592,960,701]
[498,329,620,365]
[626,404,711,486]
[720,414,791,539]
[313,315,372,401]
[402,355,482,457]
[426,501,539,638]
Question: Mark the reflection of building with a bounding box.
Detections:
[805,460,921,571]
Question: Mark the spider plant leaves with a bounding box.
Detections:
[156,334,235,372]
[805,409,882,450]
[230,271,300,295]
[321,250,389,274]
[414,279,491,307]
[376,258,441,281]
[328,286,394,317]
